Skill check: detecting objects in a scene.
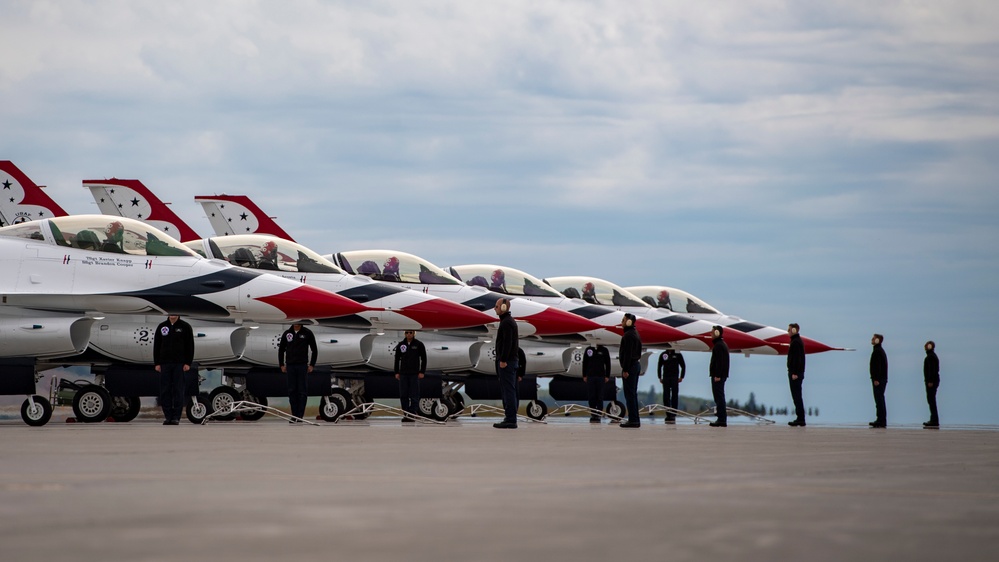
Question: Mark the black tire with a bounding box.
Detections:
[351,392,371,420]
[238,393,267,421]
[109,395,141,423]
[186,393,211,424]
[429,399,449,421]
[418,398,435,418]
[445,393,465,417]
[72,385,112,423]
[526,400,548,421]
[606,400,625,419]
[21,395,52,427]
[208,386,240,421]
[319,396,343,422]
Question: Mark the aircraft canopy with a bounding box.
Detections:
[336,250,461,285]
[197,234,344,274]
[0,215,196,257]
[543,276,648,308]
[626,285,721,314]
[449,264,563,298]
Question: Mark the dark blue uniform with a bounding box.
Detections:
[709,330,730,426]
[924,346,940,426]
[394,336,427,417]
[495,310,520,424]
[278,326,317,420]
[657,350,685,420]
[787,333,806,425]
[870,339,888,427]
[154,317,195,424]
[619,324,643,425]
[582,345,611,420]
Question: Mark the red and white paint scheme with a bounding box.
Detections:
[0,160,69,226]
[194,193,296,241]
[626,285,845,355]
[543,276,770,352]
[449,264,692,347]
[85,178,202,242]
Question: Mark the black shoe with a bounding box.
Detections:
[589,417,601,423]
[664,419,676,425]
[788,420,805,427]
[619,421,640,428]
[871,422,886,428]
[401,417,415,423]
[493,421,517,429]
[163,419,173,425]
[923,421,939,428]
[709,420,727,427]
[869,421,879,427]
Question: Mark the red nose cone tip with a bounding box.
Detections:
[398,299,495,330]
[715,329,769,351]
[524,308,603,336]
[765,334,841,354]
[634,318,689,344]
[255,285,370,320]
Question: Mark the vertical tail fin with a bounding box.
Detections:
[83,178,202,242]
[0,160,70,226]
[194,194,296,241]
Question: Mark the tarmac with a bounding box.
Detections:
[2,411,998,562]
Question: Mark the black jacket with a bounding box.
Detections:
[394,337,427,375]
[278,326,318,366]
[657,351,686,380]
[154,318,195,365]
[924,349,939,385]
[618,326,642,369]
[870,343,888,383]
[709,336,730,380]
[787,333,806,379]
[495,312,519,363]
[582,345,611,379]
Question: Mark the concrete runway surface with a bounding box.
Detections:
[1,415,998,562]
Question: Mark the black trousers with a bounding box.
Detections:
[496,359,520,423]
[872,380,887,423]
[158,364,186,421]
[398,374,421,415]
[622,362,641,423]
[926,383,939,423]
[712,378,727,422]
[661,377,679,417]
[789,375,805,422]
[286,364,308,419]
[586,375,604,416]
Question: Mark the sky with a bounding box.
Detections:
[2,1,998,424]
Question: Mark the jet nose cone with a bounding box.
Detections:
[254,285,370,321]
[398,299,495,330]
[714,329,769,351]
[527,308,603,336]
[633,318,689,344]
[764,334,842,354]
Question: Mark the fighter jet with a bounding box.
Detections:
[0,160,69,226]
[625,285,844,355]
[543,276,770,352]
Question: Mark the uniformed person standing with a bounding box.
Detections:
[618,313,643,428]
[869,333,888,428]
[709,326,730,427]
[278,323,318,422]
[657,349,685,423]
[394,330,427,422]
[154,315,195,425]
[923,340,940,428]
[493,298,520,429]
[582,344,611,423]
[787,323,806,427]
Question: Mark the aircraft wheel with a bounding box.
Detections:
[208,386,240,421]
[109,395,141,423]
[429,399,450,421]
[21,395,52,426]
[72,385,111,423]
[526,400,548,421]
[418,398,436,418]
[238,393,267,421]
[186,393,211,424]
[445,393,465,417]
[319,396,342,423]
[351,393,371,420]
[606,400,625,419]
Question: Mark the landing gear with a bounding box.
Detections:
[208,386,240,421]
[443,392,465,417]
[237,392,267,421]
[20,395,52,426]
[526,400,548,421]
[109,395,141,423]
[606,400,626,419]
[186,393,211,424]
[418,398,449,422]
[72,384,112,423]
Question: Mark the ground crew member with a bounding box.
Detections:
[869,333,888,428]
[279,323,317,422]
[583,344,611,423]
[709,326,730,427]
[787,323,806,427]
[657,349,685,423]
[394,330,427,422]
[618,313,642,428]
[923,340,940,428]
[154,315,194,425]
[493,298,520,428]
